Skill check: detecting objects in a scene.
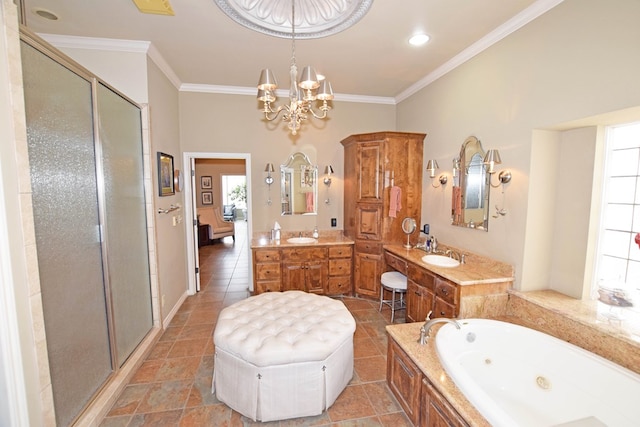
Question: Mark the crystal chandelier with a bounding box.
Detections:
[256,0,334,136]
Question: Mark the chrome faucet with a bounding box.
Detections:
[445,249,466,264]
[417,314,461,345]
[430,236,438,253]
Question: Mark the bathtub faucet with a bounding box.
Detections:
[417,317,461,345]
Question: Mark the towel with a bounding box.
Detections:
[452,186,462,221]
[306,192,314,212]
[389,186,402,217]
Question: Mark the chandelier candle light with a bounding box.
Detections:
[257,0,334,135]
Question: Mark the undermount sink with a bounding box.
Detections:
[422,254,460,268]
[286,237,317,244]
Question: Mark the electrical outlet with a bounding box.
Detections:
[331,218,337,227]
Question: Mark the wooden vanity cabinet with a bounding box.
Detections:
[407,264,435,322]
[281,247,328,294]
[353,241,384,297]
[421,377,469,427]
[327,245,353,295]
[433,278,458,318]
[388,335,469,427]
[387,337,422,426]
[405,262,460,321]
[253,249,282,294]
[253,245,352,295]
[342,132,425,299]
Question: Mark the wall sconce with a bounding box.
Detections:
[323,165,334,187]
[264,163,275,205]
[323,165,334,204]
[426,159,448,188]
[452,158,460,178]
[264,163,275,185]
[483,150,512,188]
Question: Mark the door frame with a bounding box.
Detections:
[182,151,253,295]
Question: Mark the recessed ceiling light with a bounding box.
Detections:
[32,8,59,21]
[409,34,430,46]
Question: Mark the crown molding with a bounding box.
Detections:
[37,33,182,90]
[395,0,565,103]
[38,33,150,52]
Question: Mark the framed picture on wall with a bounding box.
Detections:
[157,152,175,196]
[201,176,212,189]
[202,191,213,205]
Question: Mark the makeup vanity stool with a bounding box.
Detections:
[212,291,356,422]
[379,271,408,322]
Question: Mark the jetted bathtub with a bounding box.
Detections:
[435,319,640,427]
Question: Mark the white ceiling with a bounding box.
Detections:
[22,0,560,102]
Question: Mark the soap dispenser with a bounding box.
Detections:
[312,226,319,239]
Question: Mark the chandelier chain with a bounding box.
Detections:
[290,0,296,68]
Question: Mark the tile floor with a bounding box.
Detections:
[100,222,410,426]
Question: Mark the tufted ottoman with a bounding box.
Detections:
[212,291,356,422]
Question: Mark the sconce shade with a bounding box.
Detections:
[483,149,502,173]
[257,69,277,91]
[324,165,334,175]
[426,159,439,178]
[265,163,275,173]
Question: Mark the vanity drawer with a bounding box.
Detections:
[408,264,435,291]
[282,247,327,261]
[329,245,352,258]
[254,249,281,263]
[329,259,352,276]
[255,262,281,281]
[355,241,383,255]
[434,278,457,305]
[255,281,281,294]
[433,297,456,318]
[385,252,408,275]
[327,276,351,295]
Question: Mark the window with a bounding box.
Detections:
[595,122,640,312]
[221,175,246,209]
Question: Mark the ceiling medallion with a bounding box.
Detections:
[214,0,374,39]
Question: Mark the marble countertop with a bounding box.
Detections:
[386,322,490,427]
[251,233,355,249]
[383,244,514,286]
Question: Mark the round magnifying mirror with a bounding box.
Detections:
[401,217,417,248]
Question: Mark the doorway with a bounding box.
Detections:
[182,152,253,295]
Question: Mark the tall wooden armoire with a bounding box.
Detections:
[341,131,425,298]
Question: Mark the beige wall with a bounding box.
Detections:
[179,92,395,233]
[195,158,246,209]
[397,0,640,293]
[147,59,187,323]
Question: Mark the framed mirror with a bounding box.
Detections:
[280,152,318,215]
[452,136,490,230]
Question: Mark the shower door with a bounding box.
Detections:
[21,36,152,426]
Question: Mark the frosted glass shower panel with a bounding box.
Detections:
[97,83,153,366]
[21,42,112,427]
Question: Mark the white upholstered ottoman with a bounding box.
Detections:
[212,291,356,422]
